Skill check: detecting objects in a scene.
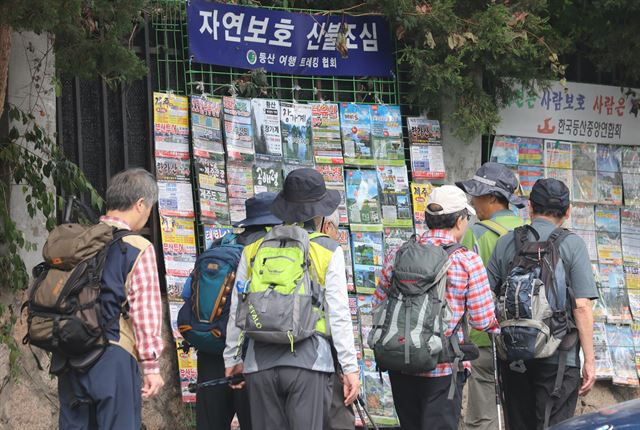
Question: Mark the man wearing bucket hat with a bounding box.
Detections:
[223,169,359,430]
[456,162,526,430]
[373,185,500,430]
[196,192,281,430]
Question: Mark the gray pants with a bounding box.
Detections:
[245,366,332,430]
[327,373,355,430]
[464,347,498,430]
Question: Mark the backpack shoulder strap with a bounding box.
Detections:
[442,242,465,256]
[478,219,509,237]
[513,224,540,255]
[547,228,572,247]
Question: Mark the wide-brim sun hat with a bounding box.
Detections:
[270,168,341,224]
[232,192,283,228]
[456,162,527,208]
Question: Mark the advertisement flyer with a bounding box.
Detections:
[155,155,191,182]
[383,227,414,254]
[346,169,382,230]
[597,144,623,205]
[571,204,598,261]
[226,162,255,223]
[572,143,597,203]
[360,358,400,426]
[407,117,441,144]
[176,340,198,403]
[223,96,254,161]
[621,207,640,264]
[517,137,544,166]
[595,206,623,265]
[376,165,412,227]
[160,215,197,256]
[311,102,343,164]
[158,181,195,218]
[252,159,284,194]
[490,136,519,165]
[191,95,224,155]
[593,322,614,379]
[544,139,572,169]
[337,227,355,292]
[316,165,348,225]
[341,103,373,164]
[153,92,190,156]
[622,146,640,206]
[518,165,544,197]
[251,98,282,159]
[371,104,404,164]
[281,102,314,165]
[203,225,233,249]
[410,144,446,180]
[599,263,632,323]
[166,276,188,302]
[411,182,434,236]
[351,231,384,294]
[605,324,638,386]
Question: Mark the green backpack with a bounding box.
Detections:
[235,225,325,350]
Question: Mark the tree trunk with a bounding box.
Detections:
[0,20,11,120]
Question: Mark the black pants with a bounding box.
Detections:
[196,352,252,430]
[388,371,466,430]
[499,360,580,430]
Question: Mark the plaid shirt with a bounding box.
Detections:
[101,216,163,374]
[373,229,499,378]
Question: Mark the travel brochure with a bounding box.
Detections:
[281,102,314,165]
[251,98,283,159]
[311,102,343,164]
[341,103,373,164]
[345,169,382,230]
[316,165,348,225]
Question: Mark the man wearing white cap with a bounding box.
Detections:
[373,185,500,430]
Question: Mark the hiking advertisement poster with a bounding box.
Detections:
[371,104,405,165]
[191,95,224,155]
[491,133,640,386]
[351,231,384,294]
[153,92,190,156]
[280,102,314,165]
[251,98,283,159]
[376,165,412,228]
[345,168,382,230]
[252,159,284,194]
[223,96,255,162]
[311,102,344,165]
[341,103,373,164]
[316,165,348,225]
[227,162,255,224]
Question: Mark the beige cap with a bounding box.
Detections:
[426,185,476,216]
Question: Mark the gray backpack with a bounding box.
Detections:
[235,225,327,350]
[369,237,474,385]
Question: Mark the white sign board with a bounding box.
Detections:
[496,81,640,146]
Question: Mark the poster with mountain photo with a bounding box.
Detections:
[597,144,623,205]
[341,103,373,164]
[280,102,313,166]
[376,165,412,227]
[622,146,640,206]
[572,142,597,203]
[346,169,382,230]
[371,104,404,165]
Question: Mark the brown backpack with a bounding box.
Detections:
[23,223,135,371]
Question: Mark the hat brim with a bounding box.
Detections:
[232,213,282,228]
[270,189,341,224]
[456,179,527,209]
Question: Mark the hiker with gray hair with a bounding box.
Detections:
[224,168,359,430]
[57,167,164,429]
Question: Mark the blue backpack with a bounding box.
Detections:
[177,234,244,354]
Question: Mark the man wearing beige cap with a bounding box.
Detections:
[373,185,500,430]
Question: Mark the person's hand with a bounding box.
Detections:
[142,373,165,398]
[342,371,361,406]
[225,363,246,390]
[579,358,596,396]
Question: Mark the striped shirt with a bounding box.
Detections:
[373,229,500,377]
[100,216,164,374]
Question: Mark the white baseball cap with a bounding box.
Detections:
[426,185,476,216]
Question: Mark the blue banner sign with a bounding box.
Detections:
[187,0,395,77]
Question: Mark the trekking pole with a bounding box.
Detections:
[492,335,504,430]
[354,395,380,430]
[187,375,245,393]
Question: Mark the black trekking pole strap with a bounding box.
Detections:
[543,348,569,429]
[187,374,245,393]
